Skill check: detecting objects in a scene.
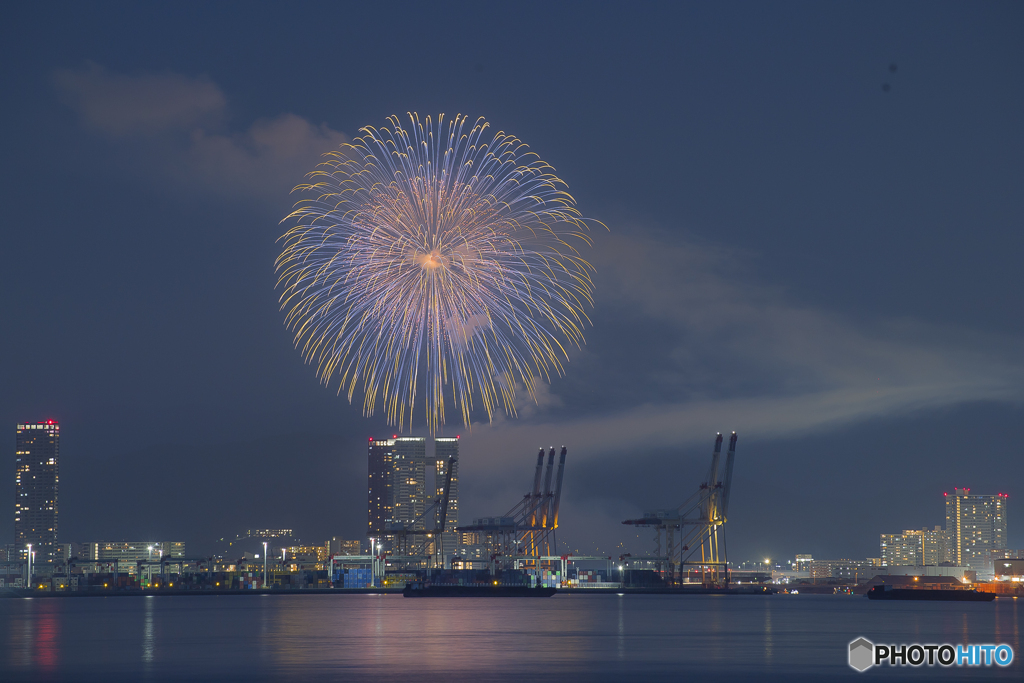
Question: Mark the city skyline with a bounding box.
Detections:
[11,416,1014,572]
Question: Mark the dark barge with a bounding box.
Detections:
[403,582,556,597]
[866,585,995,602]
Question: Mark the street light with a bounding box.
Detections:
[370,538,376,588]
[263,541,268,589]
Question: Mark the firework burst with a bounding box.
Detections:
[276,113,599,433]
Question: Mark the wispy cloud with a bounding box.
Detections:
[182,113,347,199]
[459,231,1024,462]
[54,62,227,136]
[54,63,347,202]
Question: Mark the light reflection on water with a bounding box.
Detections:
[142,596,154,667]
[0,594,1019,682]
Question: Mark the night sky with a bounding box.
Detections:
[2,1,1022,562]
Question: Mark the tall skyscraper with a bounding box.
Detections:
[367,438,396,538]
[945,488,1008,577]
[366,435,462,563]
[15,420,60,567]
[434,437,460,560]
[366,436,428,550]
[392,437,427,531]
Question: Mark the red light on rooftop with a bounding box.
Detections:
[393,435,397,438]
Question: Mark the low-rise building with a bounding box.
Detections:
[75,541,185,574]
[993,558,1024,580]
[810,559,879,582]
[283,546,328,571]
[327,538,361,556]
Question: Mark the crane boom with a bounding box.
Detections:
[705,433,724,522]
[540,448,556,528]
[721,432,737,520]
[551,446,567,529]
[528,449,545,527]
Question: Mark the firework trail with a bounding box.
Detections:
[276,113,600,433]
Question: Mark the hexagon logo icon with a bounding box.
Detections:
[849,637,874,672]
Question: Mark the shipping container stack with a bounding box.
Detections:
[532,568,561,588]
[571,569,618,588]
[339,567,373,588]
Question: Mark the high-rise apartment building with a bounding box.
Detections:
[945,488,1008,577]
[392,437,427,531]
[920,525,949,566]
[879,527,949,566]
[367,436,428,548]
[367,438,396,538]
[434,437,460,559]
[15,420,60,567]
[367,436,460,560]
[880,532,921,566]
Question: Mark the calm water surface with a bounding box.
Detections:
[0,593,1019,681]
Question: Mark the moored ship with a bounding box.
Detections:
[866,585,994,602]
[403,581,556,597]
